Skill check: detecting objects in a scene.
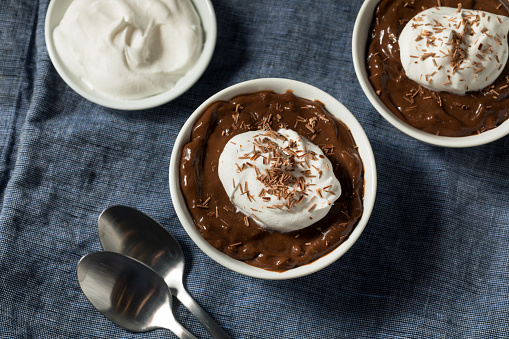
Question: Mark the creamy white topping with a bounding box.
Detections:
[218,129,341,233]
[53,0,203,100]
[399,7,509,94]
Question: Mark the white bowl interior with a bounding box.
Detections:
[352,0,509,147]
[169,78,377,280]
[44,0,217,110]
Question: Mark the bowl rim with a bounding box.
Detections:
[44,0,217,110]
[169,78,377,280]
[352,0,509,148]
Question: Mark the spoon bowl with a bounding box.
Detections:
[77,251,196,338]
[98,205,184,293]
[98,205,230,339]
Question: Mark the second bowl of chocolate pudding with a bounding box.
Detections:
[353,0,509,147]
[169,78,376,279]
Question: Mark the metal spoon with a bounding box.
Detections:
[77,251,197,339]
[98,205,230,339]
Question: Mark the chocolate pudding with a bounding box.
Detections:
[367,0,509,136]
[179,91,364,271]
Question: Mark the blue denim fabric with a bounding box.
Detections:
[0,0,508,338]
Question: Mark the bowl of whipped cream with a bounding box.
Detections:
[169,78,377,279]
[45,0,216,110]
[353,0,509,147]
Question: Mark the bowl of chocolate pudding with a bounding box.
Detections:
[169,78,376,279]
[353,0,509,147]
[45,0,217,110]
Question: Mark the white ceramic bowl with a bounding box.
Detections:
[45,0,217,110]
[352,0,509,147]
[169,78,377,279]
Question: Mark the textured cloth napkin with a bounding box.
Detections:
[1,0,508,338]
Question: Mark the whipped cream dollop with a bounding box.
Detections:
[53,0,203,100]
[218,129,341,233]
[399,7,509,94]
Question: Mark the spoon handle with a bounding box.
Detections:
[164,316,198,339]
[177,288,231,339]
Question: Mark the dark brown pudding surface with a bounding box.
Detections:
[367,0,509,136]
[179,91,364,271]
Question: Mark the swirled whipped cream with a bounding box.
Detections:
[218,129,341,233]
[399,6,509,94]
[53,0,203,100]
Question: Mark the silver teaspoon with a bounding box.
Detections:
[98,205,230,339]
[77,251,197,339]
